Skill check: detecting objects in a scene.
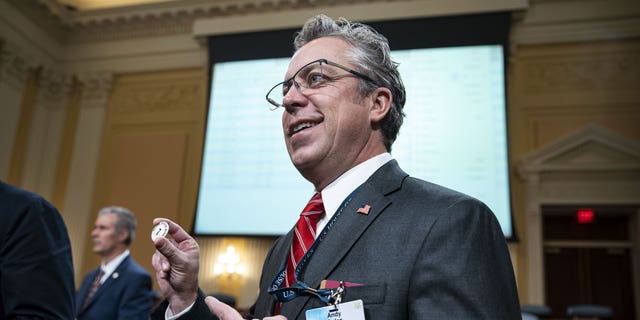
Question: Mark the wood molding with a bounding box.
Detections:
[7,67,41,186]
[51,78,83,210]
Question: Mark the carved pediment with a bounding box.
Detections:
[518,125,640,175]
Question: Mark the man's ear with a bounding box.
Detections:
[118,230,129,243]
[369,87,392,123]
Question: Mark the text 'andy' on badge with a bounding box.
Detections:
[151,221,169,241]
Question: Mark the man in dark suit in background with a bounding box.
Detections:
[76,206,152,320]
[151,14,521,320]
[0,180,75,319]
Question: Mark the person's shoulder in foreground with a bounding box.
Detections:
[0,180,75,319]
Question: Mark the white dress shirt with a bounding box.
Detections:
[316,152,391,236]
[99,249,130,284]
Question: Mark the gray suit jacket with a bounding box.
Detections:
[153,160,520,319]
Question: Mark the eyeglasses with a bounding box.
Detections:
[265,58,378,110]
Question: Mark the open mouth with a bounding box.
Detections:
[289,121,320,135]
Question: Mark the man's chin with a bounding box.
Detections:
[290,156,315,172]
[291,157,327,182]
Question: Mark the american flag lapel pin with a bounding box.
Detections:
[357,204,371,215]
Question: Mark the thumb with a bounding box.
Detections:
[153,236,179,261]
[204,296,241,320]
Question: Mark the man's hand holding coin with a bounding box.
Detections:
[151,218,200,314]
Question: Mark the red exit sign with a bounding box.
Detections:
[576,209,595,224]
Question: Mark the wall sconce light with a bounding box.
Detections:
[213,245,246,280]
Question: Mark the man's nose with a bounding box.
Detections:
[282,82,308,109]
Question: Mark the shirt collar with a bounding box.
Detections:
[316,153,392,234]
[100,249,130,283]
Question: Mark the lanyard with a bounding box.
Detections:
[267,188,358,304]
[269,281,334,304]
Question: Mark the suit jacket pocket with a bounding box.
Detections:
[342,283,386,305]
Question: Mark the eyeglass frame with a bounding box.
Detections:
[265,58,379,110]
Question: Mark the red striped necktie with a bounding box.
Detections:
[285,192,324,287]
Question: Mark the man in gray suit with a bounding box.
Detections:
[151,14,520,320]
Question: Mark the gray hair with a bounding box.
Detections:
[98,206,136,246]
[294,14,406,151]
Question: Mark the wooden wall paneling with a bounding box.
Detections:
[51,78,83,210]
[196,236,277,309]
[513,40,640,151]
[96,129,187,273]
[7,67,41,185]
[85,68,207,284]
[509,38,640,303]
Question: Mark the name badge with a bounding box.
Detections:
[305,299,365,320]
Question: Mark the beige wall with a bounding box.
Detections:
[83,68,207,281]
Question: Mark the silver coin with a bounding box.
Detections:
[151,221,169,241]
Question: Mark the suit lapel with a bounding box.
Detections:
[303,183,390,281]
[82,256,130,311]
[285,160,406,319]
